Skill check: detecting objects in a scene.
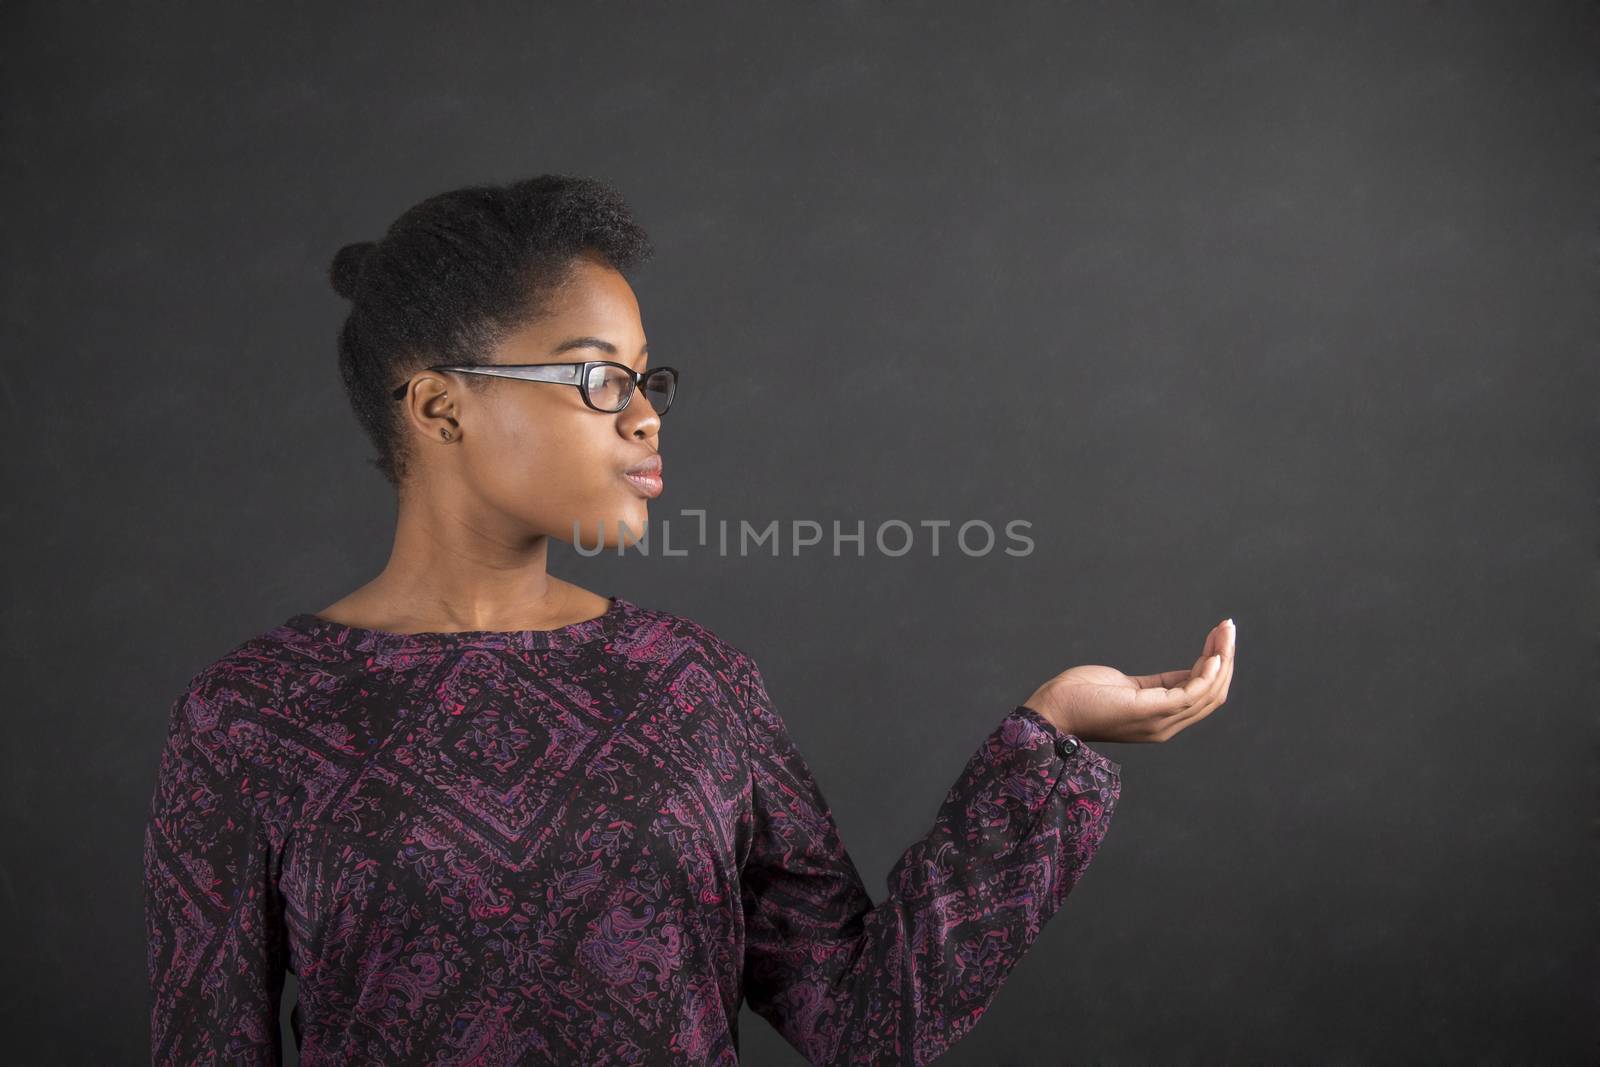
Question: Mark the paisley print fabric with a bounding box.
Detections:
[143,595,1122,1065]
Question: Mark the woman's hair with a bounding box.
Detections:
[328,174,654,488]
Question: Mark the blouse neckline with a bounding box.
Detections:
[278,594,630,654]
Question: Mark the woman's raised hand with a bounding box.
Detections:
[1021,618,1236,744]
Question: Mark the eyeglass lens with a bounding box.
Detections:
[584,364,675,414]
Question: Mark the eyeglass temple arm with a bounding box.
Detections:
[391,364,582,399]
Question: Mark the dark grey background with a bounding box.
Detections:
[3,2,1594,1064]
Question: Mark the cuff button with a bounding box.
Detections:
[1055,736,1079,758]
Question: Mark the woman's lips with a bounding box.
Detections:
[623,453,662,498]
[623,469,664,498]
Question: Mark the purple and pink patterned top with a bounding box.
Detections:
[143,594,1122,1065]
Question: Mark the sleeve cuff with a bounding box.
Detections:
[1010,704,1122,777]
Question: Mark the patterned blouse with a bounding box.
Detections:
[143,594,1122,1065]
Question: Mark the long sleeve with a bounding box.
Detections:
[142,678,288,1066]
[736,661,1121,1067]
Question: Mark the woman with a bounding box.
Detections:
[142,174,1235,1066]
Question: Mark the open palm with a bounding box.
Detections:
[1022,618,1237,744]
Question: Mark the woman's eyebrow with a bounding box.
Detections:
[549,336,649,357]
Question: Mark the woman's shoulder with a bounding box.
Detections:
[617,598,773,727]
[162,618,327,740]
[618,596,761,675]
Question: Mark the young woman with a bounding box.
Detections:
[142,174,1235,1066]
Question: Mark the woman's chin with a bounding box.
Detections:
[564,506,650,551]
[615,503,650,547]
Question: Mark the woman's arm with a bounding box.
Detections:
[735,659,1121,1066]
[142,677,288,1066]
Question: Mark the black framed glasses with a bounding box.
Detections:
[391,361,678,415]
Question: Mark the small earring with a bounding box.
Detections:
[440,428,452,440]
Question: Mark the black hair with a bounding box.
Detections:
[328,174,654,488]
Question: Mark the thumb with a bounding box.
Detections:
[1126,667,1193,690]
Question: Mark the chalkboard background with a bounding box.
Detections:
[3,2,1594,1063]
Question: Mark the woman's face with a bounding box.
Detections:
[408,252,664,549]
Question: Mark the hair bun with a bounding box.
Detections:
[329,241,376,300]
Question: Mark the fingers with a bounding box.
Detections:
[1130,618,1238,739]
[1171,619,1236,733]
[1210,617,1236,704]
[1128,668,1194,690]
[1186,651,1222,701]
[1131,618,1230,691]
[1191,618,1226,675]
[1131,652,1218,719]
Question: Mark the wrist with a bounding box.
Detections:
[1021,699,1076,738]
